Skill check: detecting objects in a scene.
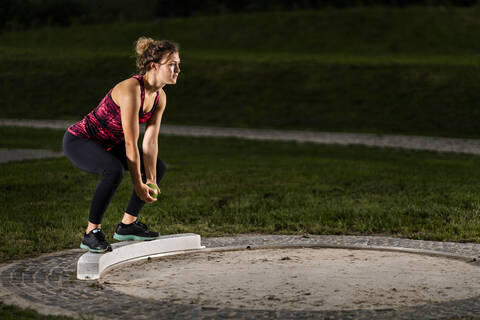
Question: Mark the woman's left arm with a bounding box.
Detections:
[142,90,166,185]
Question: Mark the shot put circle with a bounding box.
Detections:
[3,235,480,319]
[100,246,480,311]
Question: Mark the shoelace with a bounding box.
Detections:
[134,221,149,231]
[92,229,106,242]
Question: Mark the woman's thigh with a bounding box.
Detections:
[108,140,165,175]
[107,140,129,170]
[63,131,123,175]
[108,140,148,171]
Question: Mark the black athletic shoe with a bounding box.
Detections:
[113,221,159,241]
[80,228,112,253]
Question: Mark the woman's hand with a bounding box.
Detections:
[146,181,161,197]
[135,183,158,203]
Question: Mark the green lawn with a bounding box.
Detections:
[2,8,480,138]
[3,126,480,264]
[2,7,480,55]
[0,304,75,320]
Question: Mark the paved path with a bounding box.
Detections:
[0,148,63,164]
[3,118,480,155]
[1,235,480,319]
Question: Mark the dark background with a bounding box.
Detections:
[2,0,480,138]
[1,0,479,31]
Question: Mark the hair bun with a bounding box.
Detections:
[135,37,155,56]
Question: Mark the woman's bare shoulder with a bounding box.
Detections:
[157,88,167,110]
[111,77,141,106]
[113,77,140,94]
[159,88,167,100]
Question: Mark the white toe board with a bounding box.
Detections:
[77,233,204,280]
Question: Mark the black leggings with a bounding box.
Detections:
[62,131,166,224]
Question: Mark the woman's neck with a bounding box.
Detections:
[142,73,165,93]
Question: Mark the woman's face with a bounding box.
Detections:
[156,52,181,85]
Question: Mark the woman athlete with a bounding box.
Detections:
[62,37,180,253]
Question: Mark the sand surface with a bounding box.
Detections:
[101,248,480,311]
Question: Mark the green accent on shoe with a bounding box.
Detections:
[80,243,107,253]
[113,232,157,241]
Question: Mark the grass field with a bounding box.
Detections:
[2,8,480,137]
[0,304,74,320]
[3,126,480,264]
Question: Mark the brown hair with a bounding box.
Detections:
[135,37,179,75]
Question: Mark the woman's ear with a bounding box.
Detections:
[150,62,158,70]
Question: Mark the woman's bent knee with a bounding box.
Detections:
[157,159,167,180]
[102,163,124,185]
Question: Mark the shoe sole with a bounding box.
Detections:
[80,243,110,253]
[113,233,157,241]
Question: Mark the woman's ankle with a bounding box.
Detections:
[121,212,137,225]
[86,222,101,234]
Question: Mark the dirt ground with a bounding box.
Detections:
[101,248,480,311]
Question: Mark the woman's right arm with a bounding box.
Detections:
[114,80,156,203]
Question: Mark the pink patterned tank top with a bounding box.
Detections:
[68,75,158,150]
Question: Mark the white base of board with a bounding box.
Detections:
[77,233,205,280]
